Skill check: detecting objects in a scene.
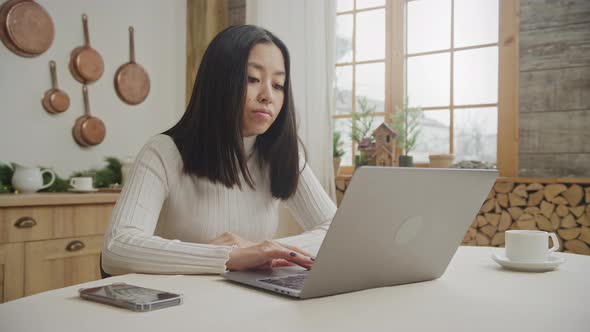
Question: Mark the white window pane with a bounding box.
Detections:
[372,116,385,132]
[454,46,498,105]
[407,53,450,108]
[356,9,385,61]
[337,0,354,12]
[454,107,497,163]
[356,0,385,10]
[336,14,353,63]
[412,110,450,163]
[407,0,451,53]
[454,0,499,48]
[356,62,385,113]
[335,118,353,166]
[335,66,353,115]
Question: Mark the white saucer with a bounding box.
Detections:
[491,253,565,272]
[68,188,99,193]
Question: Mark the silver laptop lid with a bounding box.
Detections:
[299,167,497,299]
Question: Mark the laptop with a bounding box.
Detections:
[222,166,498,299]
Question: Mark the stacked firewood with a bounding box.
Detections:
[463,181,590,255]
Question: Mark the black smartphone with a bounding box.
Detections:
[79,282,183,312]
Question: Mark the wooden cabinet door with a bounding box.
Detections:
[0,204,113,244]
[0,243,24,302]
[25,235,103,296]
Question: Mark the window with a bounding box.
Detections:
[334,0,518,176]
[407,0,498,164]
[334,0,387,167]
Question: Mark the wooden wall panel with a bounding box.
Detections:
[186,0,229,106]
[520,66,590,113]
[519,0,590,178]
[520,110,590,154]
[520,0,590,31]
[520,153,590,178]
[228,0,245,26]
[520,22,590,71]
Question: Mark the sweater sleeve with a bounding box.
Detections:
[101,136,233,275]
[275,162,337,255]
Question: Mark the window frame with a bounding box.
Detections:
[334,2,388,173]
[335,0,519,177]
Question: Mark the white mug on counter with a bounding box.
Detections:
[505,230,559,263]
[70,177,94,191]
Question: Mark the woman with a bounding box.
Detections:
[101,25,336,275]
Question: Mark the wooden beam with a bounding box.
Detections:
[390,0,404,116]
[186,0,229,106]
[497,0,520,177]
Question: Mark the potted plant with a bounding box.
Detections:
[391,101,423,167]
[350,96,376,167]
[333,131,345,175]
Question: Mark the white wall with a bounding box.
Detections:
[0,0,186,177]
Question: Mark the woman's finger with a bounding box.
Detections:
[271,259,296,267]
[277,243,312,258]
[251,261,273,270]
[268,246,313,270]
[208,237,230,245]
[208,234,228,245]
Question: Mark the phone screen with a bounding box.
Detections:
[79,283,182,311]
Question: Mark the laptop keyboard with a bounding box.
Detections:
[258,274,307,290]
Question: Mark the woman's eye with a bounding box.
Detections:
[273,84,285,90]
[248,76,260,83]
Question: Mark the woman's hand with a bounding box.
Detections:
[226,240,314,271]
[208,232,256,248]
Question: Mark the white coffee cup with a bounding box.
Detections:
[505,230,559,263]
[70,177,94,191]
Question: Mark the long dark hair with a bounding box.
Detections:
[163,25,302,199]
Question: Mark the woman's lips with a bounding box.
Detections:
[252,110,272,120]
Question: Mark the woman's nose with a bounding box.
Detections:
[257,81,273,104]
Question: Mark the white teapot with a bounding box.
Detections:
[9,163,56,193]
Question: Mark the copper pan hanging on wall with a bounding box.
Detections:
[0,0,54,57]
[114,26,150,105]
[72,85,105,147]
[42,61,70,114]
[69,14,104,84]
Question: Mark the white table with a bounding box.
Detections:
[1,246,589,332]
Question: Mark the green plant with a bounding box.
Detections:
[333,131,345,158]
[40,170,70,193]
[350,96,376,145]
[0,162,15,193]
[391,101,423,156]
[350,97,378,167]
[0,157,123,193]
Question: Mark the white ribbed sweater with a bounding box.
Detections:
[102,134,336,275]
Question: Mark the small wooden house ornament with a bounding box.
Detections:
[373,122,398,166]
[356,122,399,166]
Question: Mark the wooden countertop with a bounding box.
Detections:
[0,192,120,207]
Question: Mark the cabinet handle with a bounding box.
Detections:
[14,217,37,228]
[66,240,85,252]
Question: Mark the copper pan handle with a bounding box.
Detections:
[49,61,58,89]
[82,85,90,116]
[82,14,91,46]
[129,26,135,63]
